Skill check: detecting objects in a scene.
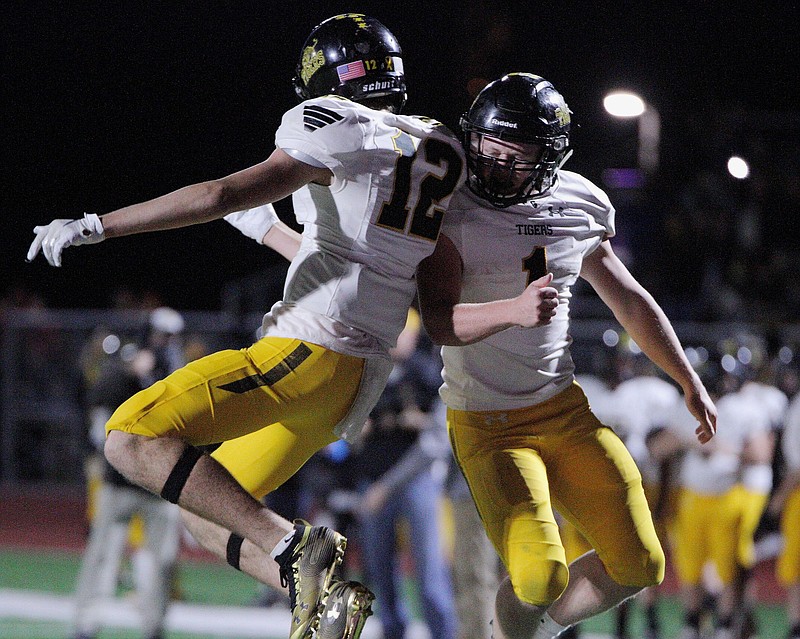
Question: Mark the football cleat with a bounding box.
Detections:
[316,580,375,639]
[274,521,347,639]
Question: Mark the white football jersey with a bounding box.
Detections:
[673,390,771,494]
[783,393,800,472]
[575,373,617,425]
[260,96,465,359]
[611,376,681,483]
[739,381,788,429]
[439,170,615,411]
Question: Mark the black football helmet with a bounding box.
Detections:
[293,14,407,114]
[460,73,572,206]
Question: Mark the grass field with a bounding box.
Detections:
[0,546,791,639]
[0,485,791,639]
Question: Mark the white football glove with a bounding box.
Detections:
[224,204,280,244]
[27,213,105,267]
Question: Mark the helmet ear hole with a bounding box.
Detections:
[292,74,309,101]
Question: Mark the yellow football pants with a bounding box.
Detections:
[448,382,664,607]
[106,337,363,498]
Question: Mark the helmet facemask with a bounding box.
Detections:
[465,131,569,206]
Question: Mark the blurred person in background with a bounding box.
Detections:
[771,387,800,639]
[352,308,457,639]
[662,363,775,639]
[447,462,503,639]
[731,367,786,639]
[610,351,683,639]
[72,307,186,639]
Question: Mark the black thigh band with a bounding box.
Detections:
[160,445,204,504]
[226,532,245,570]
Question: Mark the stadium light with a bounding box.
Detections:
[604,90,661,173]
[727,155,750,179]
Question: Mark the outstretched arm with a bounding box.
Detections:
[580,240,717,443]
[27,148,327,266]
[416,232,558,346]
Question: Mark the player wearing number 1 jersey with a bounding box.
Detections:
[27,14,464,639]
[415,73,718,639]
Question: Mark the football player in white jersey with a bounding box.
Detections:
[665,378,775,639]
[27,14,466,639]
[772,388,800,639]
[412,73,718,639]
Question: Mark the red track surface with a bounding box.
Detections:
[0,484,215,561]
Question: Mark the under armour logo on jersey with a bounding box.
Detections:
[483,413,508,426]
[303,105,344,131]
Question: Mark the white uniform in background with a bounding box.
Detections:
[776,391,800,589]
[670,390,772,586]
[612,376,681,485]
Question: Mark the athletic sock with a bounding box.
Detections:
[270,528,297,560]
[532,612,570,639]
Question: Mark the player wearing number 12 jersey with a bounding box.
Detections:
[27,14,464,639]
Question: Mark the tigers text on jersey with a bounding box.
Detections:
[439,170,615,411]
[261,96,465,360]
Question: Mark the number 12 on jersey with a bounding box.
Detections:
[377,131,463,241]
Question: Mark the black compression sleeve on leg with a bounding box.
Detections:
[160,445,204,504]
[226,532,245,570]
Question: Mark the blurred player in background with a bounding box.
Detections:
[352,308,457,639]
[771,388,800,639]
[72,308,186,639]
[610,351,682,639]
[663,362,775,639]
[27,13,466,639]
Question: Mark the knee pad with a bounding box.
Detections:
[510,558,569,607]
[161,445,204,504]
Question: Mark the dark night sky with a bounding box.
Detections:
[5,1,798,310]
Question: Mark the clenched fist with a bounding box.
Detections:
[515,273,559,327]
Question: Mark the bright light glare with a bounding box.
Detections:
[603,329,619,347]
[727,156,750,179]
[604,92,646,118]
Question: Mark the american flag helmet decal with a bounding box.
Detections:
[336,60,366,82]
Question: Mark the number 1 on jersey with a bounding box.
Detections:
[523,246,548,285]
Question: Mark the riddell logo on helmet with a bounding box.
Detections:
[491,118,518,128]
